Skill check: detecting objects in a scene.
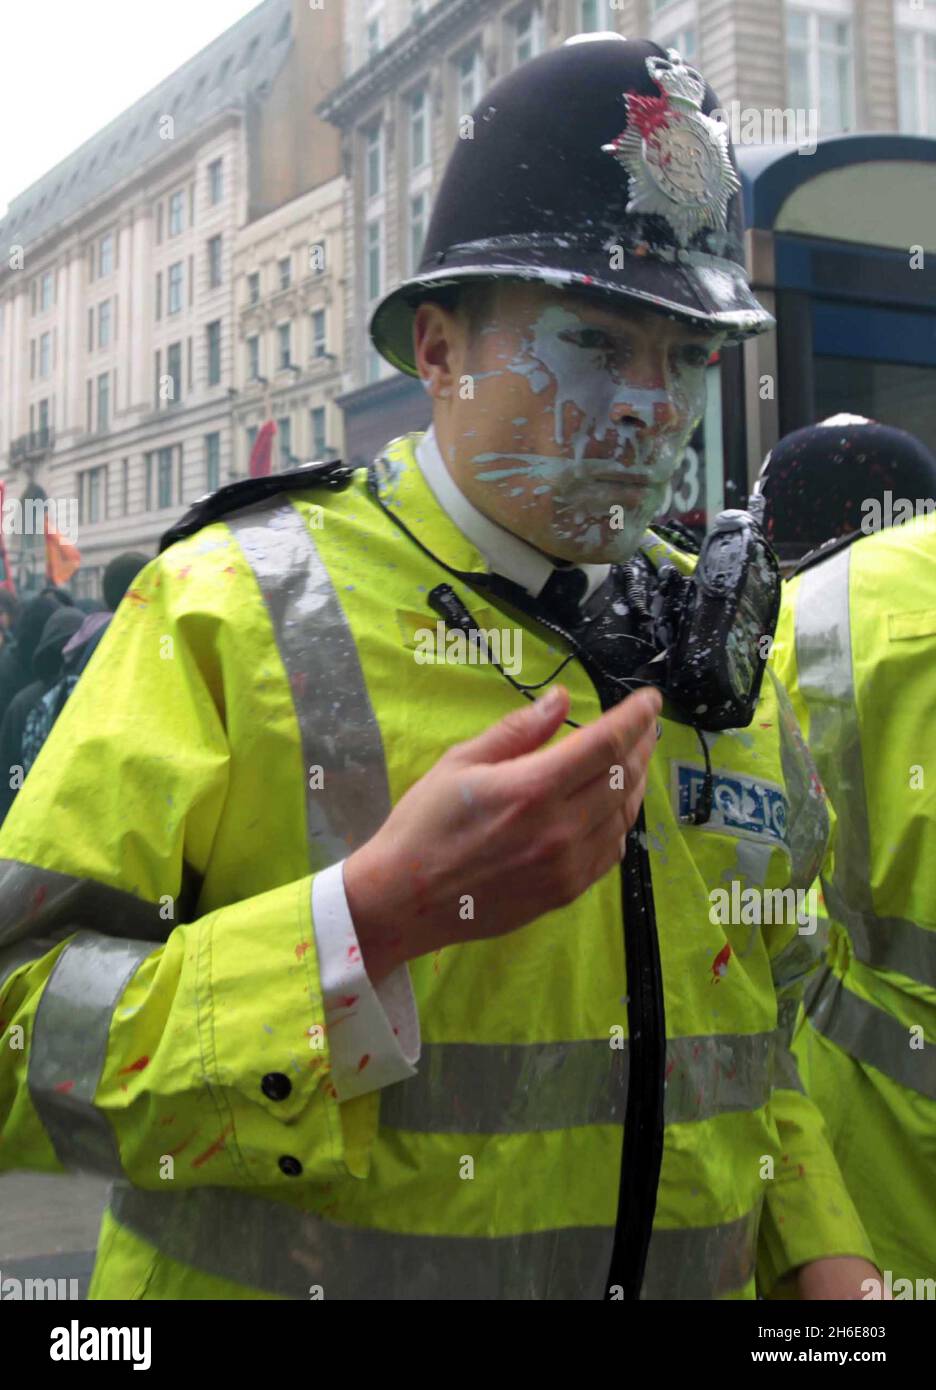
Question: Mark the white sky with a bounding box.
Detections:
[1,0,265,218]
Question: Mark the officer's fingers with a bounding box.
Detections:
[565,744,653,838]
[446,686,571,768]
[521,688,661,801]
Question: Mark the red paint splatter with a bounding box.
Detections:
[759,722,773,729]
[710,944,731,982]
[627,94,671,141]
[222,566,238,577]
[53,1080,75,1094]
[176,565,192,580]
[118,1055,150,1074]
[580,274,594,285]
[166,1133,198,1158]
[325,1012,357,1031]
[324,1081,339,1100]
[357,1054,371,1072]
[158,1115,177,1127]
[126,588,148,606]
[393,1027,400,1036]
[797,1163,806,1178]
[327,994,358,1011]
[295,941,311,961]
[191,1123,234,1168]
[665,1059,675,1080]
[347,945,360,962]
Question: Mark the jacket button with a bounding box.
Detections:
[261,1072,292,1101]
[279,1155,303,1177]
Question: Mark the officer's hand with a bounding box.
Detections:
[343,684,661,982]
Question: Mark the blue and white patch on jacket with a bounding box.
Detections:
[672,762,790,849]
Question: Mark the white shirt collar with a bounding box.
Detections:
[415,426,611,604]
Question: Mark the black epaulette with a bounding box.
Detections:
[159,459,359,553]
[786,527,865,579]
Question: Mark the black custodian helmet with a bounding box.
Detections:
[370,32,774,377]
[753,415,936,560]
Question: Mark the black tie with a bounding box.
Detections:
[538,566,590,629]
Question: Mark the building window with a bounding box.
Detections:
[511,4,544,67]
[580,0,609,30]
[366,16,382,59]
[79,465,107,525]
[409,192,428,275]
[99,232,114,277]
[87,307,94,350]
[786,5,855,135]
[309,240,326,275]
[367,343,382,384]
[657,23,697,62]
[158,446,173,508]
[167,341,182,403]
[87,378,93,431]
[190,180,196,226]
[206,320,222,386]
[38,398,50,439]
[366,219,382,302]
[169,189,185,236]
[278,255,291,290]
[897,25,936,136]
[208,157,223,204]
[98,298,111,348]
[310,406,326,457]
[277,416,292,468]
[205,432,221,490]
[40,271,54,312]
[39,331,51,378]
[311,308,326,358]
[366,125,383,200]
[122,458,129,515]
[410,88,429,171]
[248,270,260,304]
[154,349,161,408]
[246,424,259,468]
[156,202,164,244]
[155,272,162,321]
[278,323,291,369]
[247,335,260,378]
[456,47,482,114]
[97,371,109,432]
[207,234,223,288]
[168,261,184,314]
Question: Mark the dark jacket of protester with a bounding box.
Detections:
[0,606,84,823]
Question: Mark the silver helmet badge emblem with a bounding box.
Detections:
[602,50,741,247]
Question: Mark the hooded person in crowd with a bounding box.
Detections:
[0,604,85,823]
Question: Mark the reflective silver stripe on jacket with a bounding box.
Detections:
[110,1182,758,1300]
[0,858,170,952]
[380,1032,778,1133]
[794,549,936,986]
[0,936,63,995]
[803,968,936,1101]
[28,931,154,1173]
[766,669,831,890]
[227,501,392,864]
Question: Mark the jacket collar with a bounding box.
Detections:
[371,428,611,603]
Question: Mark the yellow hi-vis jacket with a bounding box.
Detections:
[771,513,936,1285]
[0,434,874,1300]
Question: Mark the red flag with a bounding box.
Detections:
[44,515,81,585]
[0,484,13,595]
[249,421,277,478]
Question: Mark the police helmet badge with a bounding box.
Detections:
[602,50,741,247]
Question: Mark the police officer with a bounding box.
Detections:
[767,419,936,1289]
[0,35,879,1300]
[754,414,936,576]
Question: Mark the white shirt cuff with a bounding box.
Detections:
[311,860,420,1102]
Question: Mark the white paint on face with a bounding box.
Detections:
[468,302,711,562]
